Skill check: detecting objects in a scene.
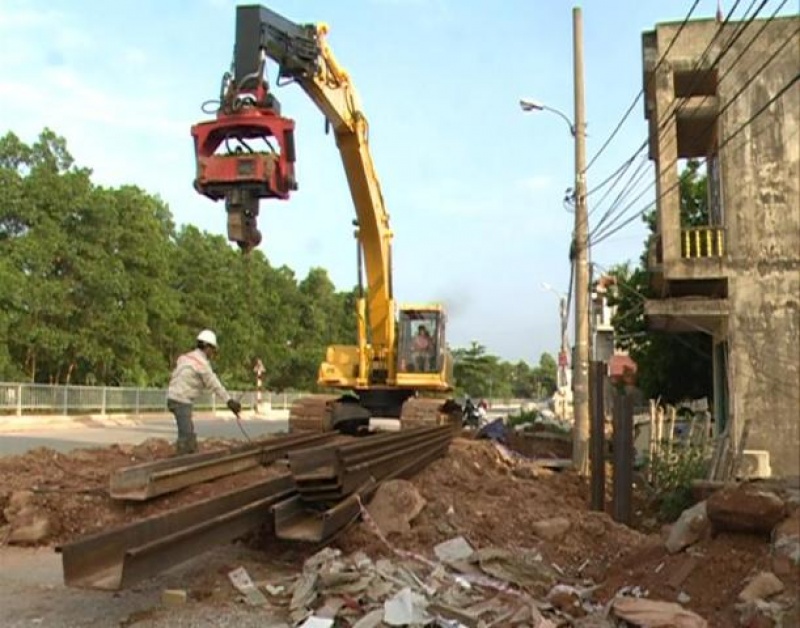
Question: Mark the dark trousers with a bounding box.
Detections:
[167,399,197,454]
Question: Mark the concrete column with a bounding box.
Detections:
[653,60,682,267]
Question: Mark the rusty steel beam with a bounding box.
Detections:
[110,432,334,501]
[274,434,451,543]
[59,474,295,591]
[287,425,445,479]
[294,429,453,501]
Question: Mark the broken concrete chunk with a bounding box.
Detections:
[4,490,55,545]
[612,597,708,628]
[383,587,431,626]
[736,599,787,627]
[7,516,52,545]
[707,486,785,535]
[290,572,318,611]
[315,596,345,619]
[738,571,785,603]
[666,501,710,553]
[351,609,384,628]
[303,547,342,573]
[5,490,35,512]
[531,516,571,541]
[471,547,556,591]
[366,479,426,536]
[351,550,373,571]
[227,566,267,606]
[771,512,800,575]
[161,589,187,607]
[434,536,475,565]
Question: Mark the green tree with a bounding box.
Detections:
[0,129,88,382]
[608,159,713,402]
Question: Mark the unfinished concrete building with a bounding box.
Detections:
[641,16,800,476]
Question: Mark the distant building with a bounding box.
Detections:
[641,17,799,476]
[591,275,641,418]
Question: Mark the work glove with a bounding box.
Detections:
[227,399,242,415]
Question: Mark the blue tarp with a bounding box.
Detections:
[475,417,508,443]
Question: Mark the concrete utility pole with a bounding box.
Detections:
[572,6,591,477]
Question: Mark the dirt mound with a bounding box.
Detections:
[597,532,799,627]
[337,437,650,577]
[0,438,283,546]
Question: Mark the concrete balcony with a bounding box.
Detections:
[647,227,728,299]
[645,296,728,336]
[681,226,725,259]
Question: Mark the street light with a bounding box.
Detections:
[519,98,576,136]
[541,283,570,393]
[520,55,592,478]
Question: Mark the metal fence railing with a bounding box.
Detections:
[0,383,310,417]
[0,383,536,418]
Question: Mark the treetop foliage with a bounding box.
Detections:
[1,129,553,397]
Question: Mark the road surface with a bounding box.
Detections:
[0,416,289,457]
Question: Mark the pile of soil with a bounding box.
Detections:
[597,532,800,626]
[2,434,795,627]
[0,438,285,545]
[337,437,649,578]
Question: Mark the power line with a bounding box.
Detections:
[587,0,769,239]
[589,19,799,246]
[582,0,702,174]
[591,104,800,248]
[718,70,799,150]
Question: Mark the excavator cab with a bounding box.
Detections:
[395,306,454,391]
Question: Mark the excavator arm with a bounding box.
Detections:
[192,5,458,434]
[228,5,397,385]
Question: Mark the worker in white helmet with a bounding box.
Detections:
[166,329,242,455]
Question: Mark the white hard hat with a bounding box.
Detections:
[197,329,218,348]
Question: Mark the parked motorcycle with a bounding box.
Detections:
[462,397,488,429]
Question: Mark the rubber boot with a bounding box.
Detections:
[175,434,198,456]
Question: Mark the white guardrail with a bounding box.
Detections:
[0,382,533,418]
[0,382,309,417]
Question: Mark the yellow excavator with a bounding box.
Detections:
[191,4,461,434]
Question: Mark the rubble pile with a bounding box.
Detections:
[338,438,646,577]
[599,482,800,627]
[1,436,798,626]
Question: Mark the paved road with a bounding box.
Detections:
[0,417,289,457]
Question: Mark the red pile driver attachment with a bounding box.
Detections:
[191,88,298,252]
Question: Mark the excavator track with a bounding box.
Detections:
[289,394,462,434]
[288,394,337,433]
[400,396,461,430]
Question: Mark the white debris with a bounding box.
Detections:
[227,566,267,606]
[383,587,431,626]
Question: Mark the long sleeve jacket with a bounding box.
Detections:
[167,348,231,404]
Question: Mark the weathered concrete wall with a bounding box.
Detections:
[722,18,800,477]
[644,18,800,476]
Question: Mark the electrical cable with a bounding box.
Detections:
[587,0,769,239]
[583,0,702,173]
[589,27,800,247]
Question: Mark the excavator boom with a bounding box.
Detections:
[192,4,458,433]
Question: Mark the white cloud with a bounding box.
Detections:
[516,175,552,193]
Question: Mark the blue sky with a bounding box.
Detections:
[0,0,739,363]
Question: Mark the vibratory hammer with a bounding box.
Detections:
[190,6,302,253]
